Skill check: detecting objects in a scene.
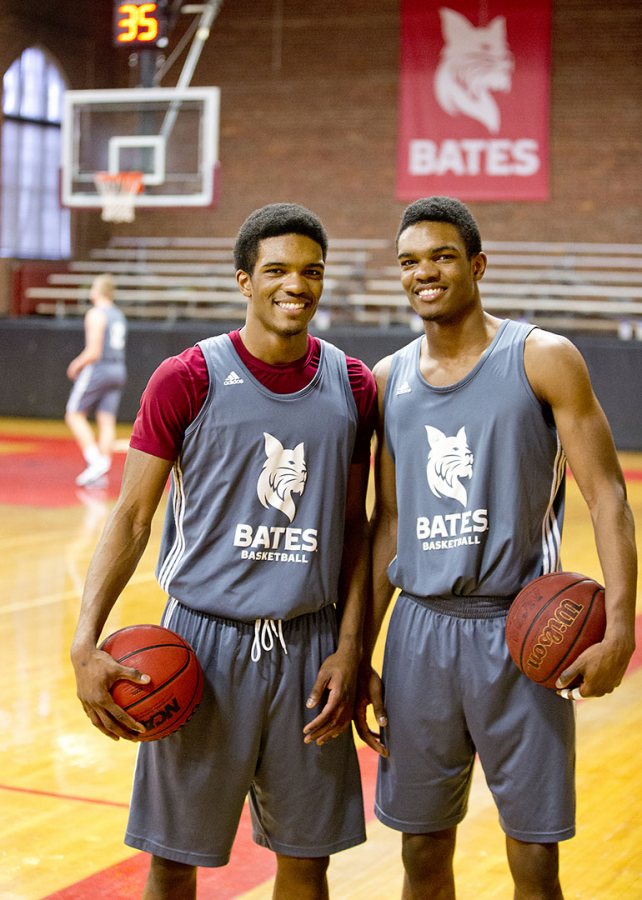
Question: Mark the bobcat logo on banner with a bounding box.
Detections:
[397,0,551,201]
[433,9,513,134]
[257,432,307,522]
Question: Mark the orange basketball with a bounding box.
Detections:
[100,624,203,741]
[505,572,606,689]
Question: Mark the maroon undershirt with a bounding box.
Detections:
[130,330,376,462]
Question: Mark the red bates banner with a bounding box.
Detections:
[397,0,551,201]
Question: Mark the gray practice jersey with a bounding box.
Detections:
[384,319,566,601]
[157,334,359,620]
[98,305,127,365]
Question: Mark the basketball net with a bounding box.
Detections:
[93,171,144,223]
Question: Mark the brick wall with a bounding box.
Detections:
[1,0,640,253]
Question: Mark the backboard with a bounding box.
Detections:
[61,86,220,209]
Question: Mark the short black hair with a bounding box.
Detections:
[233,203,328,274]
[396,196,482,258]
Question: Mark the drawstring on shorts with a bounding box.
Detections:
[251,618,288,662]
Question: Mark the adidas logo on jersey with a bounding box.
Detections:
[396,381,412,395]
[223,371,244,385]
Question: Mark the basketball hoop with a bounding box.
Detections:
[93,171,144,223]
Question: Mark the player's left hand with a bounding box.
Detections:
[556,634,634,698]
[303,645,357,746]
[67,359,81,380]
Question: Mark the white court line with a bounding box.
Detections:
[0,571,156,616]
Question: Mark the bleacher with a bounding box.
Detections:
[25,237,388,326]
[348,241,642,336]
[25,238,642,337]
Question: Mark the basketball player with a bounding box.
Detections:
[65,273,127,486]
[356,197,637,899]
[70,204,376,900]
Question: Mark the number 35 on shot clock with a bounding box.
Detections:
[113,0,168,48]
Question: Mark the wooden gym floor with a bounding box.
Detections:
[1,417,641,899]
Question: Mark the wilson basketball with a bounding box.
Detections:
[506,572,606,689]
[100,624,204,741]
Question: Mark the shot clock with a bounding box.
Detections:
[113,1,169,47]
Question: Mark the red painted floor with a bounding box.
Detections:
[0,432,126,507]
[41,749,379,899]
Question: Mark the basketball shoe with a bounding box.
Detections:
[76,455,111,486]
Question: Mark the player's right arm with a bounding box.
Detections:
[71,349,206,740]
[70,449,173,741]
[355,355,397,756]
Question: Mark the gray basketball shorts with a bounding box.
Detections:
[124,600,366,867]
[66,362,126,416]
[375,592,576,843]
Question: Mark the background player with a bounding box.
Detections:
[70,203,376,900]
[357,196,637,899]
[65,274,127,486]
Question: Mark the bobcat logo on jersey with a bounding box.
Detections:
[433,8,514,134]
[257,432,307,523]
[426,425,473,508]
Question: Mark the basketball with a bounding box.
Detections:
[99,624,204,741]
[505,572,606,689]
